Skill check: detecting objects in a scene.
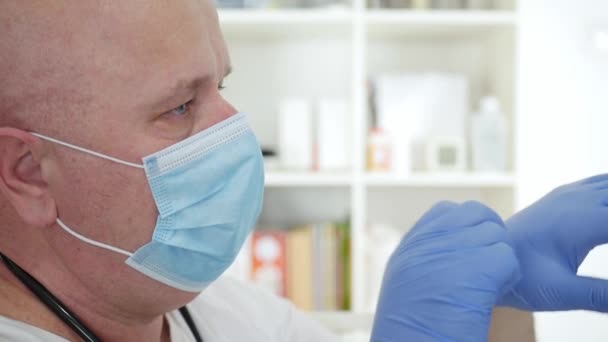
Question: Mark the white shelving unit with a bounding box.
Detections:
[366,9,517,36]
[265,171,352,187]
[363,173,516,187]
[219,9,352,37]
[265,171,516,187]
[219,0,519,317]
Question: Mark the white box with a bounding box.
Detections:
[375,73,469,172]
[317,98,351,171]
[278,99,313,170]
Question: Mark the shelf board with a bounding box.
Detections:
[366,10,517,37]
[264,171,515,187]
[218,9,352,37]
[265,171,352,187]
[219,9,516,38]
[365,172,516,187]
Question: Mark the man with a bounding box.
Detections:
[0,2,335,341]
[1,1,607,341]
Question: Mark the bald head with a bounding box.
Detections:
[0,1,104,128]
[0,1,229,135]
[0,2,239,332]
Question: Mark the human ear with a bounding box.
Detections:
[0,127,56,227]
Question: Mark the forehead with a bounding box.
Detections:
[92,1,227,69]
[1,0,228,127]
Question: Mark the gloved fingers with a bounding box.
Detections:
[577,213,608,250]
[411,201,459,231]
[577,174,608,186]
[477,242,522,296]
[415,220,511,252]
[582,180,608,191]
[424,201,505,232]
[559,275,608,312]
[598,188,608,203]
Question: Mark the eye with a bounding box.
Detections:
[168,101,192,116]
[219,80,226,91]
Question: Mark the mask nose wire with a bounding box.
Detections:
[29,132,145,169]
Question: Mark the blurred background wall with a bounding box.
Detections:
[518,1,608,341]
[216,0,608,339]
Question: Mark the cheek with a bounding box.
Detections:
[51,152,159,250]
[111,167,159,248]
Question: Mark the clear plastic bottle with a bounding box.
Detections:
[470,96,508,172]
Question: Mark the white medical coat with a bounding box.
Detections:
[0,276,338,341]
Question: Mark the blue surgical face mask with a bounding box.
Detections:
[31,113,265,292]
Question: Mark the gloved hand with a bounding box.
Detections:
[371,201,521,342]
[498,174,608,312]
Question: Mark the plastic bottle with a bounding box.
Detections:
[470,96,508,172]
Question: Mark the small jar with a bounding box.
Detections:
[367,128,392,172]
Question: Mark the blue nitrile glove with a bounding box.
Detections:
[498,174,608,312]
[371,201,521,342]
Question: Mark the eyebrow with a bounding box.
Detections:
[175,65,233,92]
[144,65,233,111]
[224,65,233,78]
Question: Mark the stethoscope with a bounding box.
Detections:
[0,253,203,342]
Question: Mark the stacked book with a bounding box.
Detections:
[249,222,351,311]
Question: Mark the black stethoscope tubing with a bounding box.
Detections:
[0,253,202,342]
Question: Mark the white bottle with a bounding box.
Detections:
[471,96,508,172]
[278,98,313,171]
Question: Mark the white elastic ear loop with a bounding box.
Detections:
[30,133,144,169]
[56,219,134,257]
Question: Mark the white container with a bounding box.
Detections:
[278,99,313,170]
[470,96,508,172]
[317,98,351,171]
